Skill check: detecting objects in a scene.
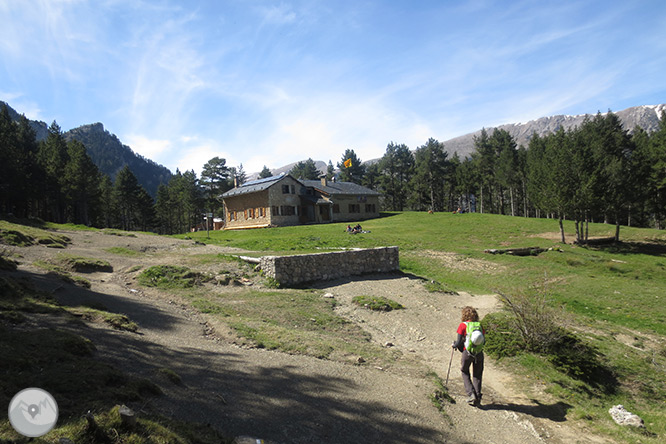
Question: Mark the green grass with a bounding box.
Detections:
[0,220,71,248]
[0,404,232,444]
[105,246,142,256]
[188,288,401,365]
[70,306,139,332]
[137,265,211,288]
[173,211,666,441]
[55,253,113,272]
[352,295,405,311]
[32,260,92,288]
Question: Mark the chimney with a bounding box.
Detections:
[321,177,327,187]
[234,176,239,188]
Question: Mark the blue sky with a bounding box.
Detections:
[1,0,665,175]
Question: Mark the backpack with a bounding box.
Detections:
[464,321,485,354]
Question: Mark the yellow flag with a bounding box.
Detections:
[343,158,352,168]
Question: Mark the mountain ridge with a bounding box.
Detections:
[1,101,171,197]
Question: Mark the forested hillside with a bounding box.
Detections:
[2,100,665,236]
[64,123,171,197]
[0,101,171,198]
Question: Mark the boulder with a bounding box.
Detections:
[609,405,644,428]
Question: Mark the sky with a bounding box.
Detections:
[1,0,665,176]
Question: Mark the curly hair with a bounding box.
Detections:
[461,306,479,322]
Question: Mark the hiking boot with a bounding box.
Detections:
[474,395,482,407]
[466,395,476,405]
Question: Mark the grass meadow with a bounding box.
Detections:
[2,213,665,442]
[177,211,666,442]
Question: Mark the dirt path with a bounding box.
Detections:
[5,229,606,443]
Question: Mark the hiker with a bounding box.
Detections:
[346,225,352,233]
[452,306,485,406]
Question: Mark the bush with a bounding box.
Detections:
[497,280,567,353]
[481,311,522,359]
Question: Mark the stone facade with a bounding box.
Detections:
[260,246,399,286]
[222,175,381,230]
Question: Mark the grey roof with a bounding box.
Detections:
[222,174,380,199]
[222,174,288,198]
[300,180,381,196]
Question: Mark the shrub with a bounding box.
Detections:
[497,279,567,353]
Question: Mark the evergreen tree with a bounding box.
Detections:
[646,111,666,228]
[326,160,335,180]
[378,142,413,211]
[472,129,494,213]
[491,129,518,215]
[200,157,231,217]
[37,121,69,222]
[236,164,247,185]
[411,138,448,212]
[337,149,365,183]
[114,165,143,231]
[97,175,115,228]
[63,139,101,225]
[362,162,380,191]
[290,158,320,180]
[258,165,273,179]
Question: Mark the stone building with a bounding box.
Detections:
[221,174,381,230]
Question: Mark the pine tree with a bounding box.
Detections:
[378,142,413,211]
[412,138,448,212]
[337,149,365,183]
[114,166,142,231]
[259,165,273,179]
[63,140,101,225]
[290,158,320,180]
[37,121,69,222]
[200,157,231,218]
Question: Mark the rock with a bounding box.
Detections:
[323,292,335,298]
[118,404,136,428]
[609,405,644,428]
[384,342,394,347]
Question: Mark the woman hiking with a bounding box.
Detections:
[452,306,485,406]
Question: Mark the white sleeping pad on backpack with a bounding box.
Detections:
[471,329,485,346]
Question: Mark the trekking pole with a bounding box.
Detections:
[445,346,455,387]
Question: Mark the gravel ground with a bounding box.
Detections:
[4,229,611,444]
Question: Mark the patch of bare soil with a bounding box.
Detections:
[2,229,611,443]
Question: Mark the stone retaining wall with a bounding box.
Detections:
[260,246,399,286]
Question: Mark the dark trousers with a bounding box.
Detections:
[461,350,484,398]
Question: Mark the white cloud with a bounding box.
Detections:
[124,134,172,159]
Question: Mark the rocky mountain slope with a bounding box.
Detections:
[64,123,171,197]
[441,104,666,158]
[1,101,171,197]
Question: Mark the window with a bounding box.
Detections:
[349,204,360,213]
[282,185,290,194]
[365,204,376,213]
[259,207,266,217]
[272,206,280,216]
[229,211,235,221]
[281,206,296,216]
[290,185,295,194]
